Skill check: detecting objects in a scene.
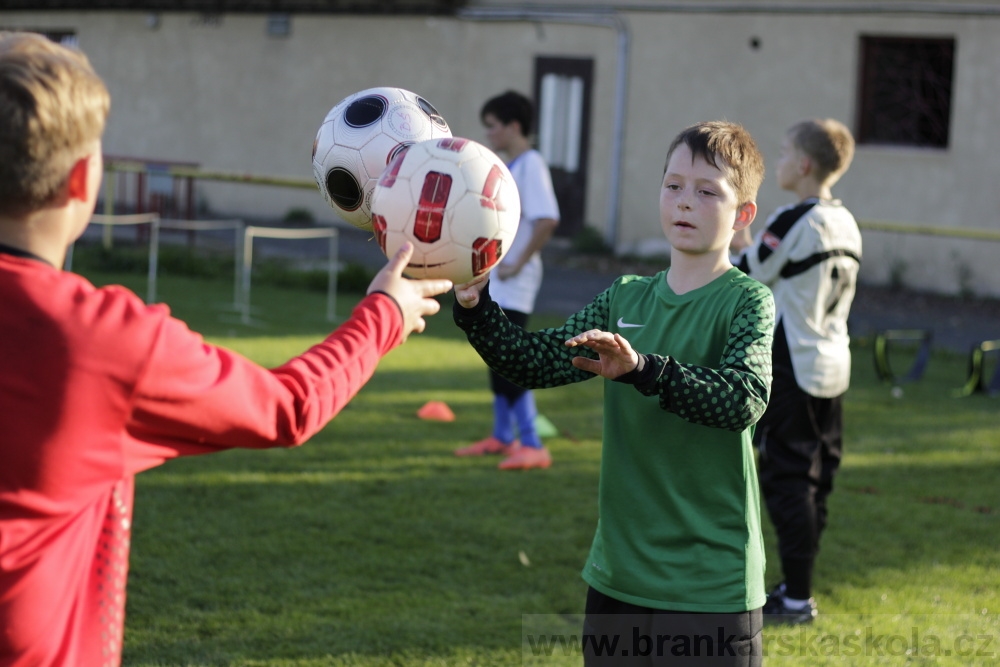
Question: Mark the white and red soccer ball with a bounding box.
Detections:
[312,87,452,230]
[370,137,520,285]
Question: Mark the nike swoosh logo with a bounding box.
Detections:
[617,317,644,328]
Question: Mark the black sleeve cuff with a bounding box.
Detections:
[613,353,652,385]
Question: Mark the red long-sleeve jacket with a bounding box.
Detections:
[0,252,403,666]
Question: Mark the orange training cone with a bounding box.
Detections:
[417,400,455,422]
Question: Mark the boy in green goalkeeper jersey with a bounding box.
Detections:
[454,121,774,666]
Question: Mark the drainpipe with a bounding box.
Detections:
[457,6,630,251]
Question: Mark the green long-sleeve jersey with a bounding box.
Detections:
[454,267,774,611]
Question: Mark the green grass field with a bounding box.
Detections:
[77,268,999,666]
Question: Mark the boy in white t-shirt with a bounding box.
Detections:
[453,90,560,470]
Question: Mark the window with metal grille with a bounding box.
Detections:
[856,35,955,148]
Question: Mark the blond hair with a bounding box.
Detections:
[788,118,855,184]
[664,120,765,208]
[0,32,110,217]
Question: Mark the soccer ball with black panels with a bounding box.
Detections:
[370,136,520,285]
[311,87,452,230]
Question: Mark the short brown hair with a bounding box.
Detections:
[664,120,765,207]
[788,118,855,184]
[0,32,110,217]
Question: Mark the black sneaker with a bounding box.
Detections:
[763,593,818,625]
[765,582,787,603]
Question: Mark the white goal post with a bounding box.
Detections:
[240,225,339,325]
[150,217,245,307]
[72,214,245,307]
[67,215,338,324]
[65,213,160,302]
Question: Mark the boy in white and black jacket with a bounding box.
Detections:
[732,118,862,626]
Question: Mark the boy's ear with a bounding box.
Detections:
[66,153,95,202]
[733,201,757,231]
[798,154,813,177]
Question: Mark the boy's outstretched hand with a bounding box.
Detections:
[453,273,490,309]
[367,243,453,341]
[566,330,640,379]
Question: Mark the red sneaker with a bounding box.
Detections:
[454,436,521,457]
[498,446,552,470]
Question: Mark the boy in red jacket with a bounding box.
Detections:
[0,32,451,666]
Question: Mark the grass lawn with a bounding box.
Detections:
[76,269,1000,666]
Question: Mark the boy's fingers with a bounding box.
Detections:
[420,279,453,297]
[571,356,601,375]
[565,329,606,347]
[421,298,442,316]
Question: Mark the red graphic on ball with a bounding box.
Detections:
[372,214,388,252]
[472,237,503,275]
[414,171,451,243]
[379,151,407,188]
[437,137,469,152]
[479,164,506,211]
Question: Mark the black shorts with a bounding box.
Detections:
[582,587,763,666]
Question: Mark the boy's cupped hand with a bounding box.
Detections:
[453,273,490,309]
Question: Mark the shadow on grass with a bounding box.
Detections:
[125,448,999,663]
[122,330,604,664]
[125,444,599,664]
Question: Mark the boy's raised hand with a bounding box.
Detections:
[453,273,490,309]
[565,330,640,379]
[367,243,453,341]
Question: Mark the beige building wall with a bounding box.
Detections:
[0,10,618,233]
[2,3,999,296]
[612,7,1000,299]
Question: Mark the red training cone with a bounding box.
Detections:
[417,401,455,422]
